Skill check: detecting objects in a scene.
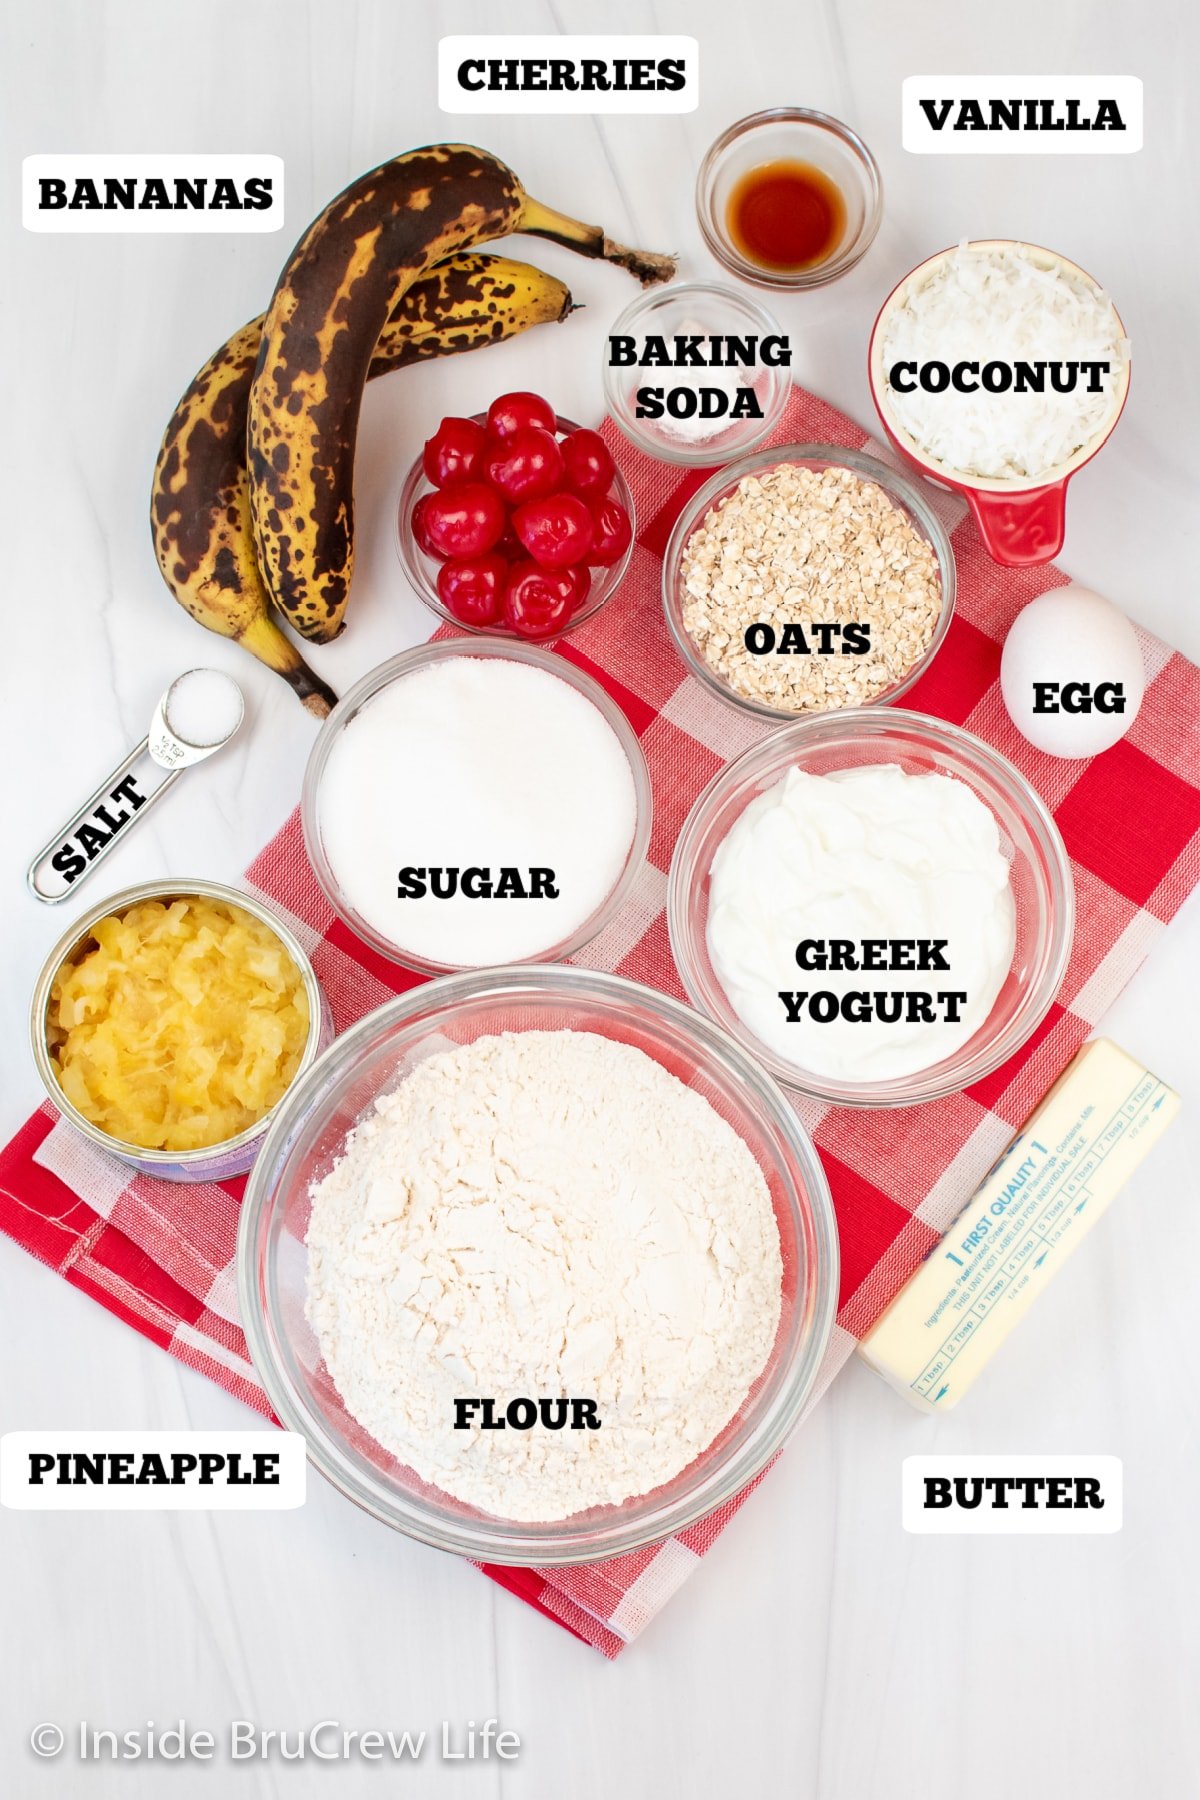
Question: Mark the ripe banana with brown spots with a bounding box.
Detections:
[151,253,575,716]
[378,251,576,367]
[248,143,675,643]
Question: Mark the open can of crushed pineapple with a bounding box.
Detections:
[30,878,333,1184]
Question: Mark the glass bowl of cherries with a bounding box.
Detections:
[397,391,636,640]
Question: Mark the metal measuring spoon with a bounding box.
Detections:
[27,669,245,904]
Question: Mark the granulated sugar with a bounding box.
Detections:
[305,1030,782,1521]
[314,655,638,967]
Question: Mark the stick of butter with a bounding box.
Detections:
[858,1039,1179,1410]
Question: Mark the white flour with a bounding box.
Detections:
[305,1031,782,1521]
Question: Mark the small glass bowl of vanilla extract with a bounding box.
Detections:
[696,108,883,290]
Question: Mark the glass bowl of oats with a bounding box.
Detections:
[661,444,956,721]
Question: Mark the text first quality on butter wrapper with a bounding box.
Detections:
[858,1039,1179,1410]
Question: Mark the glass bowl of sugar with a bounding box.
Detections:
[301,639,652,975]
[602,280,792,466]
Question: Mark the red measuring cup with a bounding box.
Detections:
[867,241,1130,567]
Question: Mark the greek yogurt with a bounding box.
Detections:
[706,763,1016,1082]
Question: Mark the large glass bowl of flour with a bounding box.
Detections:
[238,965,838,1564]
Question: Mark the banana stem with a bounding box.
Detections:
[517,197,676,287]
[300,686,336,721]
[283,656,338,720]
[241,612,338,718]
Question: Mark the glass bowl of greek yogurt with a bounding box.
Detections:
[238,964,838,1564]
[668,710,1074,1106]
[301,639,652,976]
[602,281,792,465]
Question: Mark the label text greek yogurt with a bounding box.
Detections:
[779,939,966,1027]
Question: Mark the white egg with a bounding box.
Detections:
[1000,584,1145,758]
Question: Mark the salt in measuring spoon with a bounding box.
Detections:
[27,668,245,904]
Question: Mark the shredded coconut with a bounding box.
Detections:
[880,242,1128,481]
[305,1031,782,1521]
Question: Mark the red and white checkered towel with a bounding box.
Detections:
[4,385,1199,1657]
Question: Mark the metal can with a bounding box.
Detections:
[29,878,333,1184]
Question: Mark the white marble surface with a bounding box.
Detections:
[3,3,1199,1796]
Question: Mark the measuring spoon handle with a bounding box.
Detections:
[26,739,182,904]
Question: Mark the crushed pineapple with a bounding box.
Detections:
[47,897,311,1152]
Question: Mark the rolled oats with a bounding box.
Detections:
[678,463,942,713]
